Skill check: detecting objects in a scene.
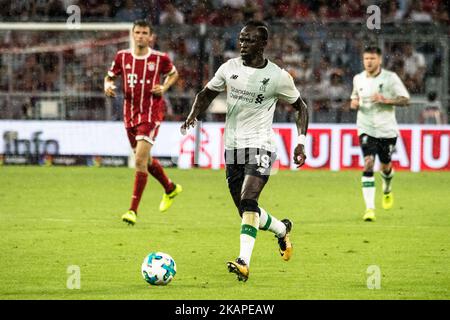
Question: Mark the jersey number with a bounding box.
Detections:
[255,154,270,168]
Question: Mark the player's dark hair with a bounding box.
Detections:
[244,20,269,41]
[363,45,382,55]
[132,19,152,33]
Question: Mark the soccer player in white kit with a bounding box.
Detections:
[181,20,309,282]
[350,46,410,222]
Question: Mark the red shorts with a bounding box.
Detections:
[126,122,161,149]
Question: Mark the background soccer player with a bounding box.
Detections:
[181,20,309,282]
[350,46,410,222]
[104,20,182,225]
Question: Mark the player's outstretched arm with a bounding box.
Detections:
[104,75,117,97]
[371,94,410,107]
[291,97,309,168]
[181,87,220,134]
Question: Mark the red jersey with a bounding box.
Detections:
[108,48,175,128]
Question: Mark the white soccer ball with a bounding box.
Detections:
[141,252,177,286]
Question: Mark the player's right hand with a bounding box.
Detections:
[104,81,117,97]
[293,144,307,168]
[180,116,197,135]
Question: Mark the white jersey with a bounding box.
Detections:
[206,57,300,152]
[351,68,410,138]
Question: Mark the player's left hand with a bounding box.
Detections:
[293,144,307,168]
[151,85,166,96]
[371,93,387,104]
[350,99,359,110]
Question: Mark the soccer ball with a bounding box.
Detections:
[141,252,177,286]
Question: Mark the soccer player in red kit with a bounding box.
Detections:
[104,20,182,225]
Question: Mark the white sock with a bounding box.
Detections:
[259,207,286,238]
[380,169,394,194]
[362,176,375,209]
[239,212,259,267]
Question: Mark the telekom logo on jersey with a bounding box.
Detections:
[127,74,138,88]
[127,73,153,88]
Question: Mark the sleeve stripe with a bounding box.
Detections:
[206,82,225,92]
[167,66,177,75]
[299,94,308,109]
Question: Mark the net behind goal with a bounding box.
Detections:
[0,23,131,121]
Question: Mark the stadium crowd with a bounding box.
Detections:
[0,0,448,122]
[1,0,449,25]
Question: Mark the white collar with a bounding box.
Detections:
[365,68,383,78]
[132,47,151,60]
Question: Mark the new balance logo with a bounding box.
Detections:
[261,78,270,86]
[230,74,238,79]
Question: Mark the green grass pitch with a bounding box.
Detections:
[0,166,449,300]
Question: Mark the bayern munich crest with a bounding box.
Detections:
[148,62,155,71]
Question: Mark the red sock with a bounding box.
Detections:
[148,158,174,194]
[129,171,148,213]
